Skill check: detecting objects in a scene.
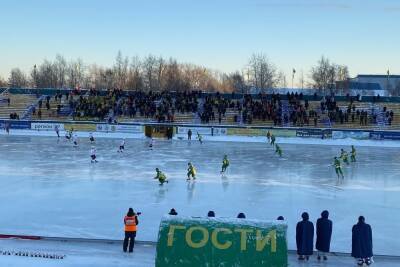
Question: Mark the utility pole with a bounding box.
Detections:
[292,68,296,89]
[387,69,390,92]
[301,70,304,89]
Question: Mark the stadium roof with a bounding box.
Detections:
[357,74,400,79]
[348,82,382,90]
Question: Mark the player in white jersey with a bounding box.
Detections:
[89,133,95,143]
[73,134,79,147]
[90,146,98,163]
[149,137,154,149]
[55,125,60,139]
[118,139,125,153]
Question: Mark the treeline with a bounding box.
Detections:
[1,52,350,93]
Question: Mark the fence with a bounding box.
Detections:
[2,119,400,141]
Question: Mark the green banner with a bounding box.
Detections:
[155,216,288,267]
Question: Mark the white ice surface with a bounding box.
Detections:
[0,129,400,256]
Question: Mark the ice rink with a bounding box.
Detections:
[0,132,399,255]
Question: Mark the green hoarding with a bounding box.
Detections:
[155,216,288,267]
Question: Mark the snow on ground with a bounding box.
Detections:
[0,239,155,267]
[0,238,399,267]
[0,130,400,256]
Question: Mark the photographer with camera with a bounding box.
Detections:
[123,208,141,253]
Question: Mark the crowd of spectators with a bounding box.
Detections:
[199,93,232,123]
[44,90,397,128]
[2,89,397,128]
[320,96,394,126]
[115,91,200,123]
[70,88,123,121]
[9,112,19,119]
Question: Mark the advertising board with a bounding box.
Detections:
[211,127,227,136]
[177,127,212,135]
[369,131,400,140]
[31,122,64,131]
[296,129,332,138]
[96,124,143,133]
[227,128,296,137]
[64,123,96,132]
[332,131,369,140]
[0,120,30,130]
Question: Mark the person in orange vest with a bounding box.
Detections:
[123,208,139,253]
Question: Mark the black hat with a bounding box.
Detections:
[207,211,215,217]
[168,208,178,216]
[237,212,246,219]
[301,212,309,221]
[321,210,329,218]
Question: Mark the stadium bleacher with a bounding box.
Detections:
[1,89,400,130]
[0,92,38,119]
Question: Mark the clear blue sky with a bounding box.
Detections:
[0,0,399,85]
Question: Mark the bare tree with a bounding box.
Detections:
[55,54,67,88]
[8,68,28,88]
[298,70,305,89]
[142,55,158,91]
[229,72,245,93]
[4,52,257,92]
[310,56,332,91]
[156,57,166,90]
[277,71,287,88]
[126,56,143,90]
[0,75,8,87]
[114,51,129,89]
[36,60,57,88]
[310,56,349,94]
[336,65,349,81]
[164,58,184,91]
[67,58,85,89]
[248,53,277,91]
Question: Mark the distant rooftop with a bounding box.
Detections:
[357,74,400,79]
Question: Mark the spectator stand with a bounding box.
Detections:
[369,102,387,129]
[21,95,45,120]
[0,88,8,99]
[193,98,204,124]
[280,100,291,127]
[0,89,9,106]
[0,92,37,120]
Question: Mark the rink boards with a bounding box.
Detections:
[3,118,400,140]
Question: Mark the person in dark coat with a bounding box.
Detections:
[296,212,314,260]
[207,211,215,217]
[237,212,246,219]
[352,216,373,266]
[168,208,178,215]
[316,210,333,261]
